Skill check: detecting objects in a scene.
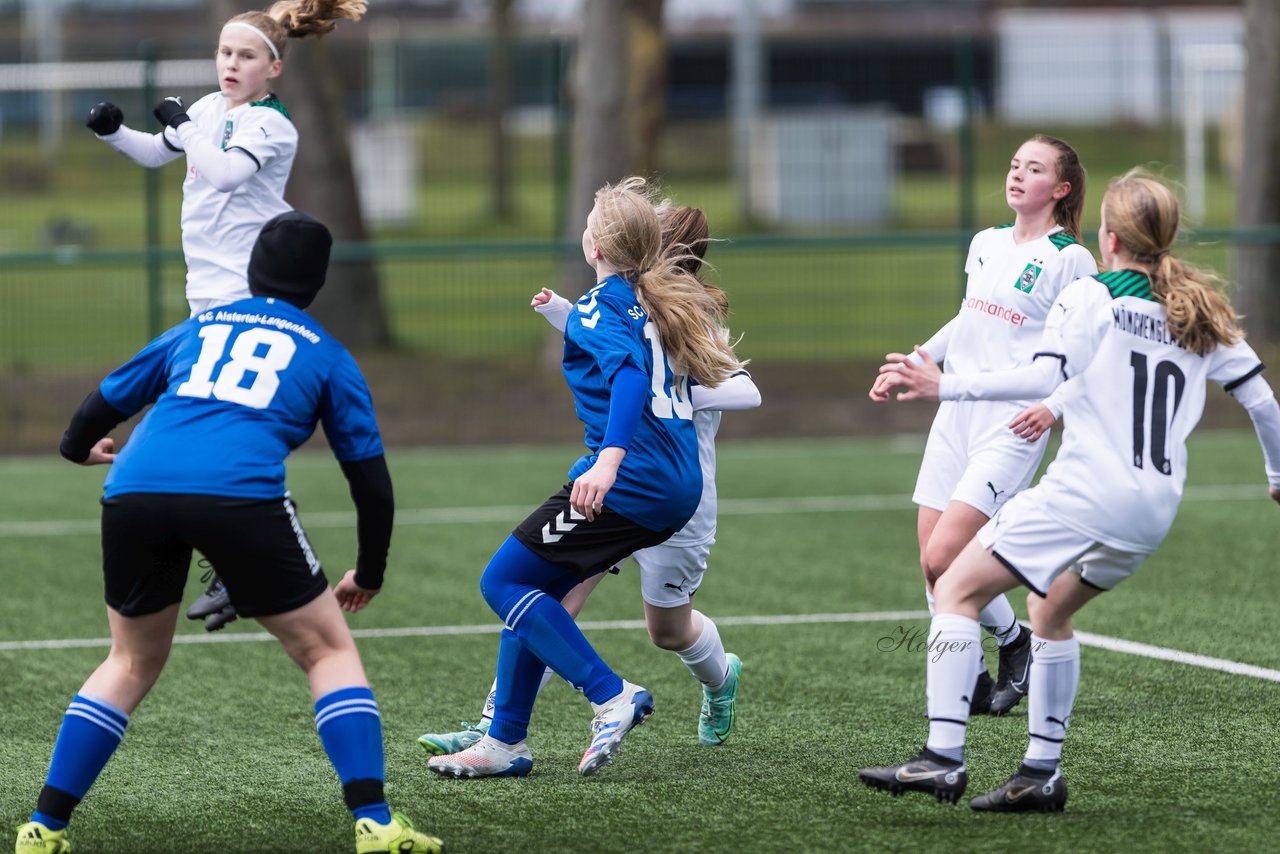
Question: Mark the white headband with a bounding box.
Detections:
[223,21,281,60]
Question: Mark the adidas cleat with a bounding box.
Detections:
[858,748,968,804]
[989,627,1032,716]
[699,653,741,746]
[970,764,1067,812]
[579,681,654,776]
[353,810,444,853]
[417,720,490,757]
[14,821,71,854]
[427,734,533,779]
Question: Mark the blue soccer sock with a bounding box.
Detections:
[487,628,551,743]
[481,536,622,707]
[32,693,130,830]
[314,686,391,825]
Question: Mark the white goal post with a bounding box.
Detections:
[1181,43,1244,221]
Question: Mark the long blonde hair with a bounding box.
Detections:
[227,1,366,58]
[1102,168,1241,355]
[590,178,743,386]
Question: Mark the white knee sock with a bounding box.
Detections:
[676,611,730,692]
[481,668,554,722]
[1024,635,1079,766]
[979,593,1021,646]
[925,588,937,616]
[925,613,982,758]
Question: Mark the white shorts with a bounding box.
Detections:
[913,399,1049,517]
[977,490,1149,596]
[633,538,713,608]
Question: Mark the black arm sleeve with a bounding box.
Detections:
[340,455,395,590]
[60,390,130,463]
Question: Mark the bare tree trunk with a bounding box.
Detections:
[627,0,667,179]
[558,0,632,302]
[490,0,515,220]
[1234,0,1280,341]
[209,0,388,347]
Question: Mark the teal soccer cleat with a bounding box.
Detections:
[699,653,741,746]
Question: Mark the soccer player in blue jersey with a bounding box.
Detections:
[420,207,760,770]
[14,213,442,854]
[427,178,746,779]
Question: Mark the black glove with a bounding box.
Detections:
[153,96,191,130]
[85,101,123,135]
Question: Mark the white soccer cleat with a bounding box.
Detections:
[578,680,655,776]
[426,734,534,778]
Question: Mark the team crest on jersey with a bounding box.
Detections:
[220,119,234,151]
[1014,262,1043,293]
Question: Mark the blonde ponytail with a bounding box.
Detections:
[227,1,365,57]
[1102,169,1241,355]
[590,179,745,387]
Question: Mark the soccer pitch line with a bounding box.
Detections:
[0,483,1265,538]
[3,610,1278,684]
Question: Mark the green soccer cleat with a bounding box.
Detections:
[699,652,742,746]
[14,821,71,854]
[417,720,489,757]
[353,810,443,854]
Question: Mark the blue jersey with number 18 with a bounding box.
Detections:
[99,296,383,500]
[561,275,701,533]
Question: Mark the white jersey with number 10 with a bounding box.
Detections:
[1031,271,1263,553]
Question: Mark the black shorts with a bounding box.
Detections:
[101,493,329,618]
[512,485,675,580]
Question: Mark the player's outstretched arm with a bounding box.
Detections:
[878,347,944,401]
[532,287,574,332]
[692,370,760,412]
[87,101,184,168]
[1226,374,1280,501]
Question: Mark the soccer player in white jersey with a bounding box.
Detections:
[869,135,1098,715]
[83,0,367,631]
[861,169,1280,811]
[419,209,761,776]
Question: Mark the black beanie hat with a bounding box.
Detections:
[248,211,333,309]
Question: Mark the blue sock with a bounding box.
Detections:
[32,693,130,830]
[481,536,622,706]
[488,629,553,743]
[314,686,391,825]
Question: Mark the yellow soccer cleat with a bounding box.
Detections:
[14,821,71,854]
[353,811,443,854]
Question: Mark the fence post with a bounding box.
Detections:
[956,35,976,292]
[141,42,162,337]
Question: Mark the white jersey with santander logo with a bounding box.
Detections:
[1032,271,1263,552]
[946,224,1097,398]
[162,92,297,304]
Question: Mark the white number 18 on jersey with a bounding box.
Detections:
[176,324,297,410]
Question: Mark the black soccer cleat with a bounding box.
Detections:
[969,670,995,715]
[970,763,1067,812]
[989,626,1032,716]
[858,748,968,804]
